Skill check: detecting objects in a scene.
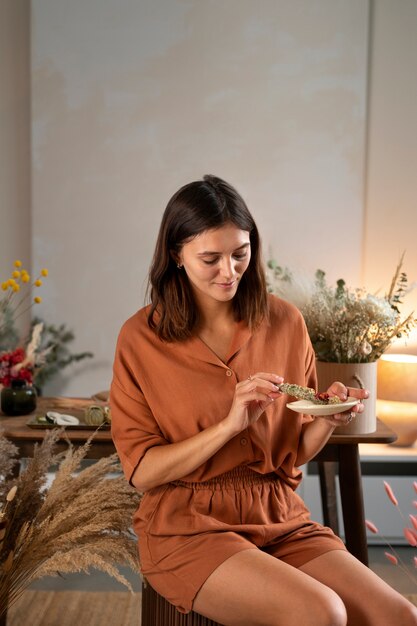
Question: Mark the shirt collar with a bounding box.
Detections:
[165,320,253,367]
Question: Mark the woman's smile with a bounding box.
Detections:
[177,223,251,307]
[214,280,237,289]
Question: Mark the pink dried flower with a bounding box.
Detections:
[414,501,417,510]
[383,481,398,506]
[385,552,398,565]
[404,528,417,547]
[414,481,417,494]
[365,520,379,534]
[410,515,417,532]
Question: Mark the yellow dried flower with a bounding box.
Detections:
[12,284,20,293]
[21,273,30,283]
[34,296,42,304]
[14,260,22,268]
[1,282,8,291]
[7,279,15,287]
[12,271,21,279]
[41,268,48,277]
[34,279,42,287]
[6,485,17,502]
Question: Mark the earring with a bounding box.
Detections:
[177,263,183,269]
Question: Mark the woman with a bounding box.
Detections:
[110,175,417,626]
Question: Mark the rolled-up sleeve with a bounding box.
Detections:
[110,329,168,484]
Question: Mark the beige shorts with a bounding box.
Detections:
[135,466,346,614]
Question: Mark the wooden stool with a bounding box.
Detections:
[142,582,222,625]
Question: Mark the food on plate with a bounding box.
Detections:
[277,382,341,405]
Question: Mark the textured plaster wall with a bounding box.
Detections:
[31,0,369,395]
[0,0,31,337]
[363,0,417,353]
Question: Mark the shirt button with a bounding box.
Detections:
[226,369,233,377]
[240,437,248,446]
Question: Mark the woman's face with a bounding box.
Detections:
[177,223,251,309]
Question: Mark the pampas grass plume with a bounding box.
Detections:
[6,486,17,502]
[0,428,142,617]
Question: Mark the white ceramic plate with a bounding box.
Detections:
[286,398,360,417]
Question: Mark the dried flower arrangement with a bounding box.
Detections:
[0,323,50,387]
[0,260,93,390]
[0,261,48,351]
[30,317,93,390]
[0,429,141,616]
[267,254,416,363]
[365,481,417,587]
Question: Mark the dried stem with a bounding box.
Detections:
[0,429,141,616]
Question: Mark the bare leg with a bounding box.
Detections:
[193,548,347,626]
[300,550,417,626]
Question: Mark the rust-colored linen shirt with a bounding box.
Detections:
[110,295,316,490]
[110,296,347,613]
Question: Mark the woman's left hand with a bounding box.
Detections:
[320,381,369,427]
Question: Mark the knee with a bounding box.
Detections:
[264,590,347,626]
[309,591,347,626]
[397,600,417,626]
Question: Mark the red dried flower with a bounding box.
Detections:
[0,348,33,386]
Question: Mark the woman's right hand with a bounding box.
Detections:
[132,372,283,492]
[224,372,283,434]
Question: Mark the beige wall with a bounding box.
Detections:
[363,0,417,353]
[3,1,416,395]
[0,0,31,337]
[30,0,369,395]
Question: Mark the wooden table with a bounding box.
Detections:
[0,398,114,460]
[0,399,397,569]
[313,418,397,565]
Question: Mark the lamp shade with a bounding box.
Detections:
[377,354,417,403]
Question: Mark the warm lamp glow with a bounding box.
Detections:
[377,354,417,403]
[380,354,417,364]
[377,353,417,446]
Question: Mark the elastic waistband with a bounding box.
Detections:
[172,465,278,490]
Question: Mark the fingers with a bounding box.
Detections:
[326,381,369,402]
[319,410,354,427]
[346,387,369,400]
[321,401,364,426]
[243,373,283,398]
[332,411,355,426]
[246,372,283,385]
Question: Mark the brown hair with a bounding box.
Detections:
[147,175,268,341]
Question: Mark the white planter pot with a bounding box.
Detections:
[315,361,377,434]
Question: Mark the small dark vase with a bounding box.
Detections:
[1,380,37,416]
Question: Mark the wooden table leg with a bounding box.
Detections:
[338,445,368,565]
[317,461,340,535]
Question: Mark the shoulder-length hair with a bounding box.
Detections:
[147,174,268,341]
